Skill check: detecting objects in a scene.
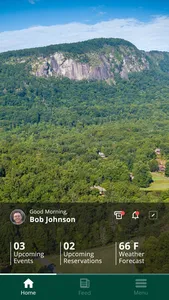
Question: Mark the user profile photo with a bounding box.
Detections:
[10,209,26,225]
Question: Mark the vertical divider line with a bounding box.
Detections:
[115,242,118,266]
[60,242,62,266]
[10,242,12,266]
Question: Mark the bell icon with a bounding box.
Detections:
[132,211,140,219]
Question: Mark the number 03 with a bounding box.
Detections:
[13,242,25,250]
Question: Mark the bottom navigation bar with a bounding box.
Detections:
[0,274,167,299]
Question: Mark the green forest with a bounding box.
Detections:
[1,38,169,274]
[1,38,169,203]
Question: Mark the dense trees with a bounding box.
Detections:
[165,162,169,177]
[0,166,6,177]
[0,38,136,59]
[0,40,169,202]
[0,44,169,131]
[137,232,169,273]
[1,119,169,202]
[133,162,153,188]
[1,40,169,273]
[149,159,159,172]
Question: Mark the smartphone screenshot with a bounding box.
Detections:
[0,0,169,299]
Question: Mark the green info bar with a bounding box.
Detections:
[0,274,167,299]
[0,203,168,275]
[0,203,168,299]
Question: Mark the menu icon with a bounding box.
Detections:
[135,279,147,289]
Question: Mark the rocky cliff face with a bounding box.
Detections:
[2,38,169,83]
[33,52,114,81]
[31,45,150,82]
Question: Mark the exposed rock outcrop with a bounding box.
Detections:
[31,45,150,82]
[34,52,114,80]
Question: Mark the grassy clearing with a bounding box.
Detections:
[141,172,169,191]
[45,243,138,274]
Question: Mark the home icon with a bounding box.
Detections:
[24,278,34,289]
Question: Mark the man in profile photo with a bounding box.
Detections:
[10,209,26,225]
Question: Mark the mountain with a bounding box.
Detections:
[32,39,148,81]
[1,38,169,82]
[1,38,169,130]
[1,38,169,203]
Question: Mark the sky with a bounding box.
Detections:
[0,0,169,53]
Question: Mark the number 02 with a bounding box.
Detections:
[63,242,75,250]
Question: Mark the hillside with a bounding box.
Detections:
[1,38,169,203]
[1,38,169,82]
